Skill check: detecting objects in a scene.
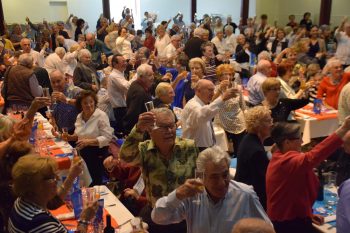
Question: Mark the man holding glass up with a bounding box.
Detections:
[151,146,270,233]
[120,107,198,233]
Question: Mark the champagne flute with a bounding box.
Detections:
[145,101,158,129]
[42,88,52,112]
[193,169,204,204]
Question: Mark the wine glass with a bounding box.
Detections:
[42,88,52,112]
[192,169,204,205]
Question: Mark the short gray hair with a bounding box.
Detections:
[78,49,91,61]
[55,47,66,57]
[137,63,153,78]
[151,107,175,122]
[155,82,172,98]
[196,146,231,172]
[18,53,33,67]
[225,25,233,32]
[258,51,271,62]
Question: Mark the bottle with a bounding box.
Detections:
[103,214,114,233]
[317,168,324,201]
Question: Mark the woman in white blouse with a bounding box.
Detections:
[213,64,246,156]
[154,24,171,57]
[66,90,114,185]
[115,27,133,60]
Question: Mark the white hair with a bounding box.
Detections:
[196,146,231,172]
[55,47,66,57]
[171,35,181,41]
[258,51,271,62]
[194,27,204,37]
[18,53,34,67]
[137,63,153,78]
[151,107,175,122]
[77,49,91,61]
[225,25,233,32]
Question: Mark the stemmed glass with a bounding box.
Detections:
[192,169,204,205]
[42,88,52,112]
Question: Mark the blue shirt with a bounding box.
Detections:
[337,179,350,233]
[52,85,81,133]
[247,72,267,106]
[152,180,271,233]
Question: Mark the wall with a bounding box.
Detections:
[3,0,68,24]
[66,0,102,33]
[197,0,241,25]
[3,0,102,33]
[254,0,347,28]
[139,0,191,28]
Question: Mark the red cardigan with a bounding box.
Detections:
[266,133,343,221]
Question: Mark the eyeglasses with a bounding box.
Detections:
[44,175,61,184]
[155,123,176,131]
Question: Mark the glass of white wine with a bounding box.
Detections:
[145,101,158,129]
[42,88,52,112]
[193,169,204,205]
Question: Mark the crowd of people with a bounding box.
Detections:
[1,6,350,233]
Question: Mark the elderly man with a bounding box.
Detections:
[20,38,46,67]
[108,54,131,137]
[51,24,70,50]
[317,59,350,109]
[50,70,81,134]
[247,59,272,106]
[56,35,78,52]
[224,16,238,34]
[164,35,182,60]
[123,64,153,134]
[2,54,43,111]
[151,146,271,233]
[182,79,237,150]
[267,119,350,233]
[85,32,111,64]
[335,17,350,67]
[184,27,205,59]
[153,82,175,108]
[120,107,197,233]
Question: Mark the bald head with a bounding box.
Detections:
[20,38,31,53]
[231,218,275,233]
[257,60,272,76]
[195,79,215,104]
[50,70,66,92]
[85,33,96,46]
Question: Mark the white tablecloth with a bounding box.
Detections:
[95,185,135,233]
[295,116,339,145]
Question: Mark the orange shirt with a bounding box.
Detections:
[317,72,350,109]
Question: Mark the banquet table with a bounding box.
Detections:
[294,104,339,145]
[34,113,92,186]
[51,185,137,233]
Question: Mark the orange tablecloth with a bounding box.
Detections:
[50,204,118,230]
[38,138,71,170]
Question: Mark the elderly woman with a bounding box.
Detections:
[234,106,273,210]
[261,78,308,122]
[8,155,97,233]
[213,64,246,155]
[154,25,171,58]
[9,24,23,51]
[173,57,206,108]
[267,119,350,233]
[115,27,133,60]
[66,90,114,185]
[73,49,99,92]
[277,61,313,99]
[271,28,289,58]
[317,59,350,109]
